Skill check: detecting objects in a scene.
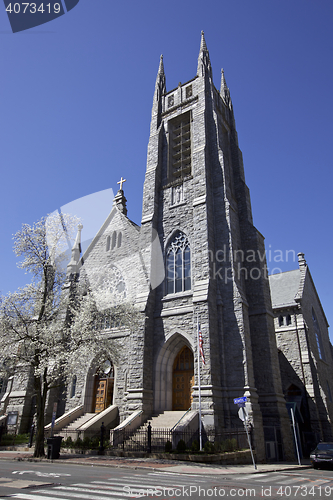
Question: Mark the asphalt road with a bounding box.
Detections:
[0,460,333,499]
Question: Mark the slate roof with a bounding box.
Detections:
[269,269,302,309]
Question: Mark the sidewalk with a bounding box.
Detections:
[0,448,312,475]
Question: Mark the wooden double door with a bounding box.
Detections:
[94,377,114,413]
[172,346,194,411]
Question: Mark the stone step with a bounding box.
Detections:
[145,411,186,429]
[64,413,95,430]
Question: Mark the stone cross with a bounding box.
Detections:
[117,177,126,191]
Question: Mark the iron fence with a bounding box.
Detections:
[111,425,250,453]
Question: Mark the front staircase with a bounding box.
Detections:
[60,413,95,439]
[115,411,188,451]
[45,405,119,440]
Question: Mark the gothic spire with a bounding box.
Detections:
[158,53,165,76]
[220,69,231,104]
[66,224,83,276]
[197,31,212,78]
[151,54,166,131]
[200,30,208,51]
[154,54,166,101]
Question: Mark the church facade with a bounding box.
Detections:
[1,33,332,462]
[65,32,295,461]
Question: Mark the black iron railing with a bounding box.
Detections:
[112,425,250,453]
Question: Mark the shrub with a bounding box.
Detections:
[82,436,92,449]
[204,440,214,454]
[61,436,73,448]
[90,436,100,449]
[165,440,172,453]
[191,440,199,452]
[73,437,83,448]
[225,438,237,452]
[0,433,29,446]
[176,439,186,453]
[217,438,238,452]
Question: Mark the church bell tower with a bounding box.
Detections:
[140,32,294,461]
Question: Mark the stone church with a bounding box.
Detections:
[1,33,333,461]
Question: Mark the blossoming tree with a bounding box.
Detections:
[0,214,138,457]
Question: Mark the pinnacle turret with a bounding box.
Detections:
[197,31,212,78]
[150,54,166,132]
[154,54,166,101]
[114,185,128,216]
[158,54,165,76]
[220,69,230,103]
[66,224,83,276]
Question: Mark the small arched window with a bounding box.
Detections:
[286,314,292,326]
[70,375,77,398]
[111,232,117,250]
[106,235,111,252]
[117,232,122,248]
[278,315,284,327]
[166,231,191,294]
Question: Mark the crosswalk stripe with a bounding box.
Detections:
[147,471,201,477]
[278,476,308,484]
[53,485,142,497]
[258,474,289,483]
[36,489,130,500]
[298,479,331,488]
[92,480,175,490]
[74,483,141,491]
[7,494,71,500]
[233,474,258,481]
[122,472,207,481]
[104,477,204,487]
[107,477,183,484]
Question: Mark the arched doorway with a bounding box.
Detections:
[93,360,114,413]
[172,346,194,411]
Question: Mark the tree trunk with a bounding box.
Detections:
[33,372,47,458]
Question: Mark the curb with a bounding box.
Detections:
[0,454,312,475]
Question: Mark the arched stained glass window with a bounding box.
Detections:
[166,232,191,294]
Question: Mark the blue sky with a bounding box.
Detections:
[0,1,332,337]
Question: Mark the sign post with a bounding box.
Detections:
[290,407,301,465]
[51,402,57,438]
[234,396,257,470]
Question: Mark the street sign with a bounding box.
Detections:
[233,396,247,405]
[238,406,248,422]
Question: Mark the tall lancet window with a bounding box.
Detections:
[169,111,191,180]
[312,308,325,360]
[166,232,191,294]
